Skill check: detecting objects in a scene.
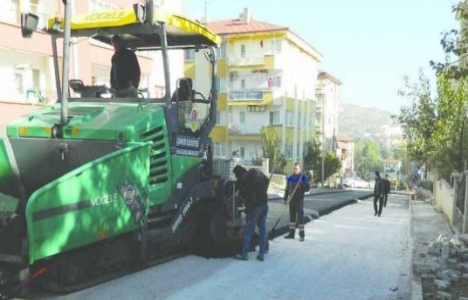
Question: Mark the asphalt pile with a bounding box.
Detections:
[414,233,468,300]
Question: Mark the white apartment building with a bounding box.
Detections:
[187,8,322,166]
[316,71,342,151]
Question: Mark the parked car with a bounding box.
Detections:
[343,177,370,188]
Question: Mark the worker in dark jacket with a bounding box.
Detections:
[233,165,269,261]
[374,171,384,217]
[110,35,141,98]
[284,162,310,242]
[383,173,391,207]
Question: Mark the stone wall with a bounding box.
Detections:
[434,179,455,225]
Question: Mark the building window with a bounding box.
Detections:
[14,72,23,94]
[297,113,302,127]
[32,69,40,90]
[286,110,294,127]
[273,76,281,88]
[240,45,246,58]
[272,39,282,54]
[216,110,227,125]
[240,111,246,124]
[269,111,280,125]
[285,144,293,158]
[184,49,195,61]
[214,143,226,157]
[240,146,245,158]
[217,44,227,58]
[241,79,246,89]
[216,77,226,93]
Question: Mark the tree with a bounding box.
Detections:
[380,145,392,160]
[303,140,321,179]
[354,140,382,180]
[323,151,341,182]
[393,144,408,178]
[395,71,438,182]
[302,140,341,184]
[396,73,468,180]
[260,127,287,174]
[396,2,468,181]
[430,2,468,79]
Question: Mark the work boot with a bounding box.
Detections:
[234,253,248,261]
[256,254,265,262]
[284,230,295,239]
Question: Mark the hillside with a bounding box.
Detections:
[338,102,397,140]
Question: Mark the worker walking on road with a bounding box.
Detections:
[233,165,269,261]
[383,174,391,208]
[284,163,310,242]
[374,171,384,217]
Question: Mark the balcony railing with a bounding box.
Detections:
[228,88,274,102]
[228,55,265,67]
[228,124,262,135]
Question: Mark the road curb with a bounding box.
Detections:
[409,198,423,300]
[268,189,349,201]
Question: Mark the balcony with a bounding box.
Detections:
[228,53,286,70]
[228,124,282,141]
[229,55,265,67]
[227,88,273,105]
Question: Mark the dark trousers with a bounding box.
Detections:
[374,195,383,215]
[383,194,388,207]
[289,200,305,237]
[241,203,268,255]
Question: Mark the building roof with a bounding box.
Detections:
[318,71,342,85]
[336,134,353,142]
[206,8,322,60]
[382,158,401,164]
[206,18,288,35]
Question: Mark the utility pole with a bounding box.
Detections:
[204,1,211,21]
[321,96,325,186]
[316,82,325,187]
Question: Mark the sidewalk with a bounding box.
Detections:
[410,199,454,300]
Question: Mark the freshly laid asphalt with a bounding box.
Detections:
[266,188,374,239]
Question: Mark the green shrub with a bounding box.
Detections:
[419,180,433,192]
[397,181,409,191]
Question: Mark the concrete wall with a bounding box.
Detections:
[434,178,454,225]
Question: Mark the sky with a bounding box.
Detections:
[184,0,459,114]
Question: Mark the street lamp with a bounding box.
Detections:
[459,107,468,171]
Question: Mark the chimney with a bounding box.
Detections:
[240,7,251,24]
